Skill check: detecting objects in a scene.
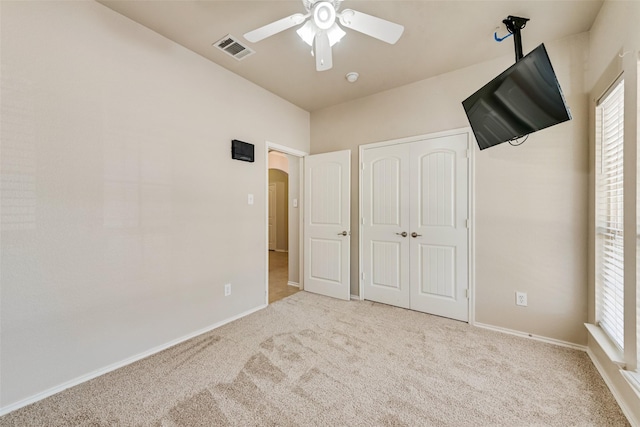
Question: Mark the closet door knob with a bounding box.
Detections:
[395,232,408,237]
[411,232,422,238]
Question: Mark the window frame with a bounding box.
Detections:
[595,76,625,351]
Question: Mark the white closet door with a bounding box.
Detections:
[362,144,411,308]
[361,131,470,322]
[409,133,469,321]
[304,150,351,300]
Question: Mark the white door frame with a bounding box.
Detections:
[358,127,476,324]
[265,141,308,306]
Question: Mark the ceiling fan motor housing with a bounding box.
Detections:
[313,2,336,30]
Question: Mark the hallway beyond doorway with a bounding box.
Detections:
[269,251,299,304]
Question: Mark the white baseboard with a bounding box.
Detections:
[350,294,361,301]
[287,281,299,288]
[586,348,640,427]
[473,322,587,351]
[0,303,268,417]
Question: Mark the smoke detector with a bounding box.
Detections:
[346,72,359,83]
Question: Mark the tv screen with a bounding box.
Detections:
[462,43,571,150]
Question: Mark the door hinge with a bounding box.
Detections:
[361,217,365,225]
[361,272,365,280]
[361,162,365,170]
[465,219,469,228]
[465,289,470,299]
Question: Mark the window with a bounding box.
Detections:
[595,78,625,350]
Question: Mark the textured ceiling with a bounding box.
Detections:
[98,0,603,112]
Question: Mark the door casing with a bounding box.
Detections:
[265,142,308,306]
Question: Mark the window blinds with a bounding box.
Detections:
[595,78,625,350]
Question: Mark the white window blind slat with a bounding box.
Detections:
[595,78,624,350]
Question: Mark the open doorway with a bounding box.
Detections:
[267,147,303,304]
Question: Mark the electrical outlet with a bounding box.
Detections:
[224,283,231,297]
[516,291,527,306]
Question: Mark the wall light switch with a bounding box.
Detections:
[248,194,254,205]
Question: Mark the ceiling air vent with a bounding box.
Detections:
[214,35,255,61]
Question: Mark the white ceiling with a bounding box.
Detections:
[98,0,603,112]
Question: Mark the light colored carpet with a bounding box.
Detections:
[0,292,629,426]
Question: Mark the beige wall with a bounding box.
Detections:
[586,0,640,423]
[0,1,309,409]
[311,33,590,345]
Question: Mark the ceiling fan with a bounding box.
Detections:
[243,0,404,71]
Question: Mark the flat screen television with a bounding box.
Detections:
[462,43,571,150]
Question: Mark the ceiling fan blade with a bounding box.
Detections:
[244,13,307,43]
[314,31,332,71]
[338,9,404,44]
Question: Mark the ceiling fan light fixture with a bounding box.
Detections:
[327,24,345,46]
[244,0,404,70]
[296,20,316,46]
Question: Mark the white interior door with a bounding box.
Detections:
[304,150,351,300]
[361,131,469,321]
[268,183,276,251]
[362,144,411,308]
[408,133,469,321]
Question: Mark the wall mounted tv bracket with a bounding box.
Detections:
[502,15,530,62]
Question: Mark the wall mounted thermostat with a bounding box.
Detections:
[231,139,255,162]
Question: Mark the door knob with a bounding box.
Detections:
[411,232,422,238]
[338,230,349,236]
[395,232,408,237]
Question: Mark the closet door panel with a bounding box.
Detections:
[362,144,410,308]
[409,134,469,321]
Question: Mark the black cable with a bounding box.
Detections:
[508,134,529,147]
